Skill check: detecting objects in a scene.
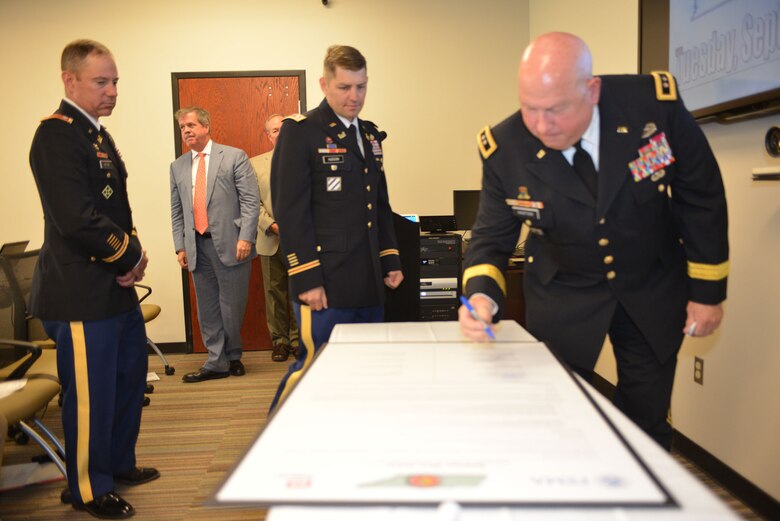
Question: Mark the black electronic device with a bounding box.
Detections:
[453,190,481,230]
[420,215,456,233]
[419,233,461,321]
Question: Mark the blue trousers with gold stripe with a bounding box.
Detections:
[269,304,383,411]
[43,306,147,505]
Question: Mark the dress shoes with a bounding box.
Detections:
[73,491,134,519]
[114,466,160,485]
[60,467,159,505]
[271,344,290,362]
[229,360,246,376]
[182,368,229,383]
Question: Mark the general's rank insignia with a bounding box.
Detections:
[517,186,531,200]
[651,71,678,101]
[102,185,114,199]
[326,176,342,191]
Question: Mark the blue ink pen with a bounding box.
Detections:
[459,295,496,340]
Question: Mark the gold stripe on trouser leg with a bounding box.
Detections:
[70,321,94,503]
[278,305,314,404]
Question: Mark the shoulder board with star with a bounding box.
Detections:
[283,114,307,123]
[41,113,73,124]
[477,125,498,159]
[650,71,678,101]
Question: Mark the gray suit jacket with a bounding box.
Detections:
[170,141,260,271]
[249,150,279,256]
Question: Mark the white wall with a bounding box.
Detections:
[675,114,780,500]
[0,0,529,344]
[529,0,780,502]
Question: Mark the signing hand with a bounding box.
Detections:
[458,294,494,342]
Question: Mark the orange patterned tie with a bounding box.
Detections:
[194,152,208,234]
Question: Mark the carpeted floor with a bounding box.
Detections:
[0,351,765,520]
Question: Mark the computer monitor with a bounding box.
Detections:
[453,190,481,231]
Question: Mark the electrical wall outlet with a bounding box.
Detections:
[694,356,704,385]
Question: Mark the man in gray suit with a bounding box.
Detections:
[170,106,260,382]
[250,114,299,362]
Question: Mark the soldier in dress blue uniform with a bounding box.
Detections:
[459,33,729,449]
[269,45,404,410]
[29,40,158,519]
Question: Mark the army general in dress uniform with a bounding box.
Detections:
[459,32,728,450]
[269,45,404,410]
[29,40,158,519]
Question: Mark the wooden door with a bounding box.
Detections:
[172,71,306,353]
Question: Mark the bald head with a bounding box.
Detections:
[517,32,601,150]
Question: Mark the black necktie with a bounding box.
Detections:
[347,124,363,159]
[573,140,598,198]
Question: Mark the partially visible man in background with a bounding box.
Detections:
[251,114,300,363]
[29,39,158,519]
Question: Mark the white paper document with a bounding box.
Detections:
[217,333,672,507]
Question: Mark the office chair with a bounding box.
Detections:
[136,284,175,376]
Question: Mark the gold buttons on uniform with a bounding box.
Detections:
[603,255,614,265]
[364,167,368,174]
[524,219,532,226]
[366,185,371,192]
[90,256,96,262]
[106,173,111,178]
[368,221,373,228]
[598,238,609,247]
[599,218,606,225]
[658,183,666,192]
[316,246,322,252]
[606,270,616,280]
[527,256,534,263]
[367,203,373,210]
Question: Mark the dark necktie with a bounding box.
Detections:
[347,124,363,159]
[573,140,598,198]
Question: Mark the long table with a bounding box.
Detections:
[215,321,739,520]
